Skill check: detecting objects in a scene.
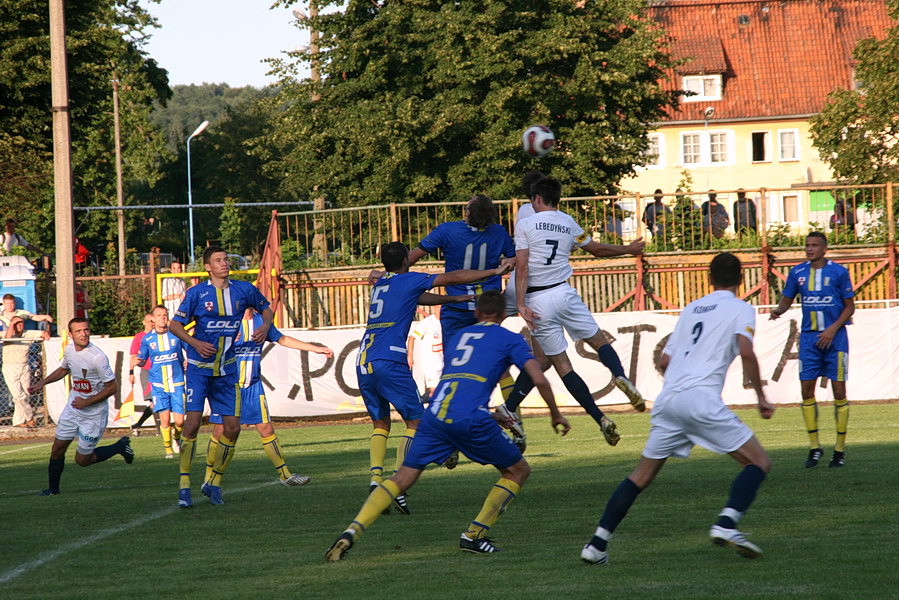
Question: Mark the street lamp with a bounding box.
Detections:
[186,120,209,266]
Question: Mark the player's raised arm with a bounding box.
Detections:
[738,334,774,419]
[582,237,645,258]
[433,263,510,288]
[417,292,474,306]
[277,334,334,358]
[523,358,570,436]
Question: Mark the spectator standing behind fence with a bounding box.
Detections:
[604,199,625,240]
[831,195,857,239]
[732,190,757,236]
[3,316,39,427]
[642,189,671,243]
[162,260,187,316]
[0,218,41,255]
[701,192,730,239]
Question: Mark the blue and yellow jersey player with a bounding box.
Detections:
[204,308,333,487]
[328,290,570,561]
[771,231,855,468]
[169,246,273,508]
[136,305,186,459]
[406,194,516,343]
[358,241,512,515]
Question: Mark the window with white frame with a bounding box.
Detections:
[778,129,799,161]
[710,132,729,163]
[680,130,733,166]
[644,133,664,168]
[682,133,701,164]
[751,131,770,162]
[682,75,722,102]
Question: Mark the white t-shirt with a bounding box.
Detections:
[60,343,116,417]
[660,290,755,396]
[515,210,592,288]
[162,277,187,316]
[515,202,535,223]
[0,232,29,255]
[408,315,443,375]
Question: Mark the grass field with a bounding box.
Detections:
[2,403,897,600]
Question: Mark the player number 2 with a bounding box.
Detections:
[545,239,559,265]
[691,321,703,344]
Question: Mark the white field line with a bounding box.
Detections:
[0,480,277,584]
[0,445,43,456]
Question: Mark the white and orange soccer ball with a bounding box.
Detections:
[522,125,555,158]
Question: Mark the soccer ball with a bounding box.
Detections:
[522,125,555,158]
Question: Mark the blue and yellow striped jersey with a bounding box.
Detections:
[357,271,436,369]
[782,260,854,332]
[428,322,534,423]
[234,313,283,388]
[418,221,514,312]
[138,330,185,393]
[172,279,270,375]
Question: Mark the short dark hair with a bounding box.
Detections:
[475,290,505,317]
[2,293,14,301]
[152,304,168,314]
[521,170,546,199]
[806,231,827,245]
[380,242,409,272]
[467,195,496,229]
[532,177,562,207]
[709,252,741,288]
[68,317,89,332]
[203,245,227,265]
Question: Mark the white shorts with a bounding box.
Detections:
[524,284,600,355]
[642,387,754,459]
[421,365,443,389]
[56,404,107,455]
[504,276,520,317]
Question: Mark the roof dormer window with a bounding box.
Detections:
[682,74,722,102]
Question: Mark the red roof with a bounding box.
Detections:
[649,0,896,121]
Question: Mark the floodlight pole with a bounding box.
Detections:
[186,120,209,266]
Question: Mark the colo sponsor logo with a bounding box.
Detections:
[802,296,833,304]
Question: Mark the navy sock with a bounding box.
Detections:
[561,371,604,425]
[93,439,123,463]
[594,478,643,550]
[505,370,535,412]
[133,406,154,428]
[716,464,766,528]
[48,458,64,493]
[597,344,625,378]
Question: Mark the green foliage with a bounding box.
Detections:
[809,0,899,184]
[219,197,241,254]
[0,0,172,254]
[81,244,152,337]
[267,0,679,206]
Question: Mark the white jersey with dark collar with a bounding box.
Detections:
[60,342,115,417]
[515,210,591,288]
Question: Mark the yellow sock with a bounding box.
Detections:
[370,428,389,484]
[834,398,849,452]
[801,397,819,448]
[499,375,516,402]
[173,425,183,442]
[204,437,220,485]
[464,478,521,540]
[179,437,196,489]
[209,435,236,487]
[395,428,416,474]
[262,433,292,480]
[349,479,400,539]
[161,427,173,454]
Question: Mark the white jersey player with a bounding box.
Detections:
[510,176,645,444]
[581,252,775,565]
[407,311,443,398]
[30,318,134,496]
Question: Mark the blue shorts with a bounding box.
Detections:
[358,360,424,421]
[403,409,523,470]
[151,384,185,414]
[185,369,240,416]
[440,307,477,348]
[209,381,269,425]
[799,329,849,381]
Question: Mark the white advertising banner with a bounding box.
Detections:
[42,307,899,426]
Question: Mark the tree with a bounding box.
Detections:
[809,1,899,184]
[0,0,171,254]
[266,0,679,207]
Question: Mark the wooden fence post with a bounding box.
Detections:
[389,203,399,242]
[887,182,896,299]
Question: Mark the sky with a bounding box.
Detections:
[139,0,310,88]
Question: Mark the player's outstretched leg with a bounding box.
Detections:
[582,478,643,564]
[326,480,402,562]
[459,477,521,554]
